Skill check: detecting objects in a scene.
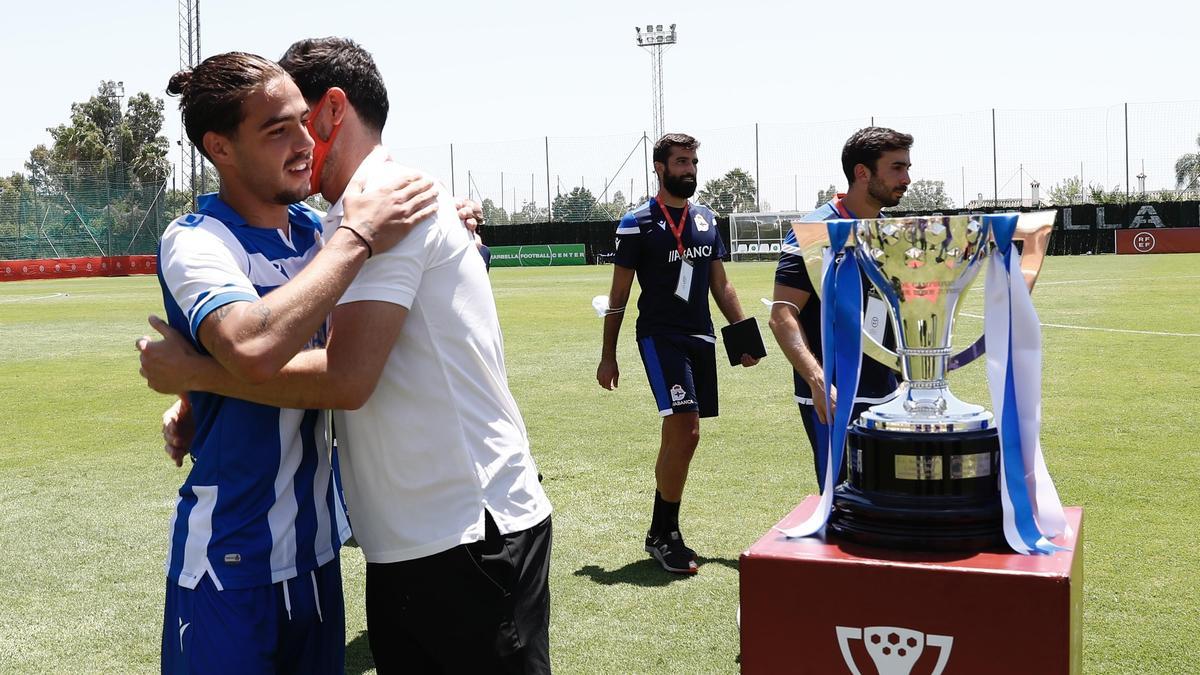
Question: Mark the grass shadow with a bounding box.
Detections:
[346,630,375,675]
[574,556,740,587]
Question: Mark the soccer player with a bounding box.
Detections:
[767,127,910,486]
[151,51,442,673]
[596,133,759,575]
[141,38,552,673]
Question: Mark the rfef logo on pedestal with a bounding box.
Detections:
[1132,231,1156,253]
[836,625,954,675]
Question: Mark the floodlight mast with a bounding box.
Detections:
[178,0,203,209]
[634,23,677,143]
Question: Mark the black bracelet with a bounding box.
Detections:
[342,225,373,258]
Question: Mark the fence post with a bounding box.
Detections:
[643,132,649,201]
[544,136,551,222]
[1124,102,1130,200]
[992,108,998,205]
[755,122,761,212]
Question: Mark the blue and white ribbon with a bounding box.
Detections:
[779,219,863,538]
[984,214,1071,554]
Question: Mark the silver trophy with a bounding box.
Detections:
[791,212,1055,549]
[854,215,993,433]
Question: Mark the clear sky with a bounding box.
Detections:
[4,0,1198,208]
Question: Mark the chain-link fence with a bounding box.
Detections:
[0,161,168,259]
[391,100,1200,222]
[3,100,1198,260]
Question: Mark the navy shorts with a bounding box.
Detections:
[637,334,719,418]
[161,557,345,674]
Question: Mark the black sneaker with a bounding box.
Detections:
[645,530,698,574]
[646,529,697,559]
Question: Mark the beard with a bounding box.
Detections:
[868,174,904,207]
[663,171,697,199]
[271,149,318,204]
[273,184,310,206]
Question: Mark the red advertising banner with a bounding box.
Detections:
[0,256,157,282]
[1115,227,1200,254]
[741,496,1083,674]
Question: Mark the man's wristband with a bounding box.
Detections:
[341,225,373,258]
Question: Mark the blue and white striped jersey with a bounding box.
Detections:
[156,193,350,591]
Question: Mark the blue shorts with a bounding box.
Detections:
[161,557,345,674]
[637,334,719,418]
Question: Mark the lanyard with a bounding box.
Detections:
[831,194,856,219]
[657,199,690,256]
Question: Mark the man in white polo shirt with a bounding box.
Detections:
[139,37,552,673]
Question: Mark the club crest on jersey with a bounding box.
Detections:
[670,384,686,402]
[694,213,710,232]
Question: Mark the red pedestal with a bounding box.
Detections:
[740,496,1083,675]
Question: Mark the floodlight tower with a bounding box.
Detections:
[178,0,203,209]
[634,23,676,143]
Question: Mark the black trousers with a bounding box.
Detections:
[365,513,553,674]
[798,401,874,488]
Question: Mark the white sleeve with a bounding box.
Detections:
[159,217,259,341]
[338,212,440,309]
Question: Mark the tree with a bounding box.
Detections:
[123,92,171,185]
[164,168,220,217]
[480,198,509,225]
[1087,183,1127,204]
[510,201,549,224]
[585,190,632,221]
[1043,176,1132,205]
[24,145,54,195]
[38,81,171,202]
[897,179,953,211]
[815,184,837,207]
[551,187,598,222]
[1174,133,1200,190]
[698,168,757,216]
[1046,176,1085,205]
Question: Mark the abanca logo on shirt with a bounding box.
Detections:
[667,245,713,263]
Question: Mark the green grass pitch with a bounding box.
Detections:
[0,254,1197,673]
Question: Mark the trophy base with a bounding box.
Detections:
[829,425,1005,551]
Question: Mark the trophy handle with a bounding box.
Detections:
[791,211,1055,374]
[946,210,1056,372]
[791,220,902,372]
[861,325,902,373]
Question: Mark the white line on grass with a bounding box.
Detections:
[1038,275,1200,286]
[958,312,1200,338]
[0,293,66,304]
